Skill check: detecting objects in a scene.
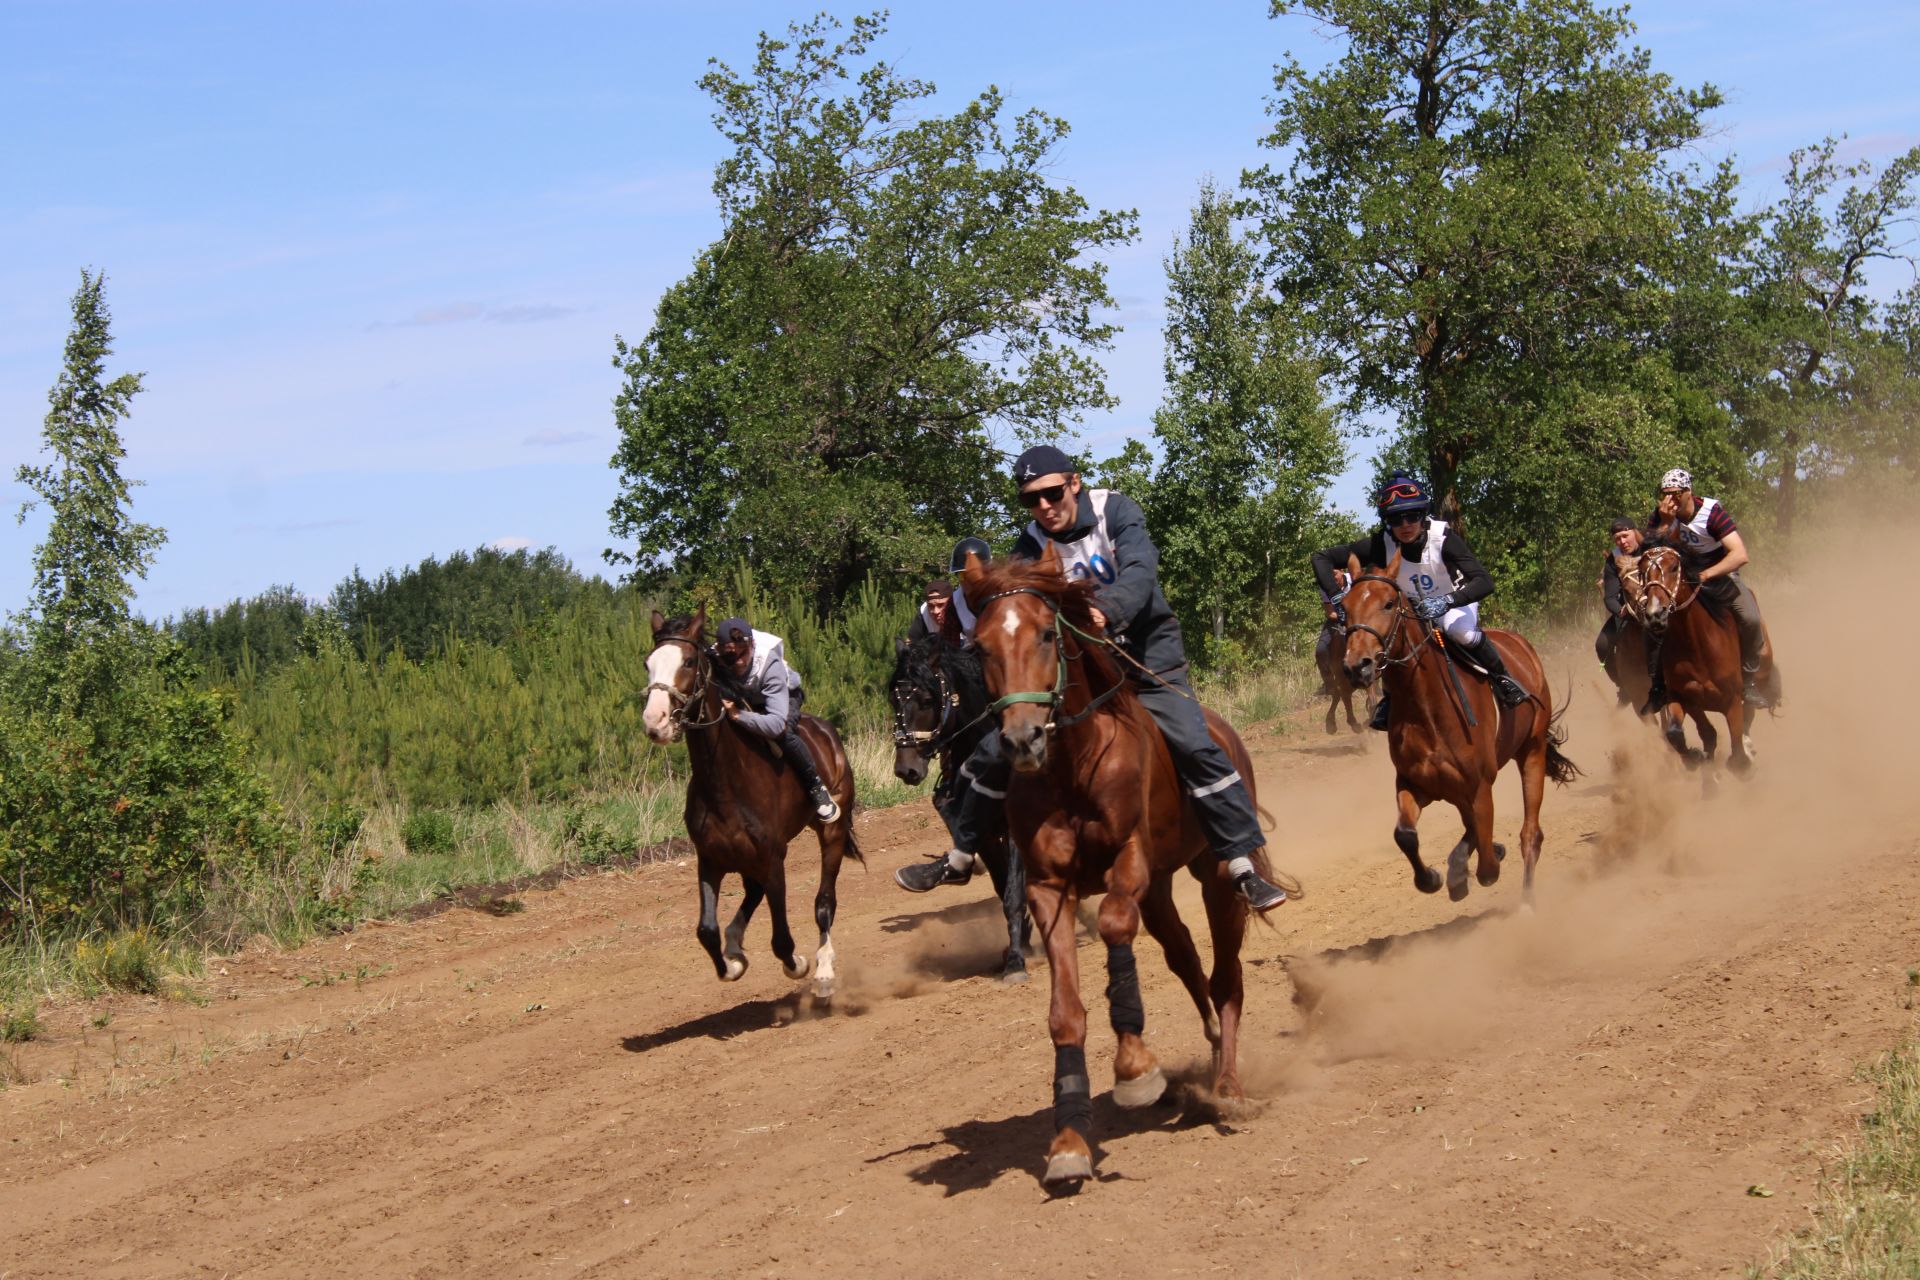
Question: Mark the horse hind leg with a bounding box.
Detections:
[1395,780,1444,895]
[755,858,808,982]
[696,861,732,981]
[1516,741,1548,909]
[1199,873,1250,1100]
[811,824,850,1000]
[989,833,1030,985]
[1142,874,1217,1052]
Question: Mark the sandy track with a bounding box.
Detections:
[5,561,1915,1279]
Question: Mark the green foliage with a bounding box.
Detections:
[1,1004,40,1043]
[609,11,1137,604]
[167,584,313,679]
[331,545,607,661]
[1246,0,1748,613]
[71,927,169,997]
[1145,181,1347,664]
[399,810,457,857]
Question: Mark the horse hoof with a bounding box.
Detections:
[1414,867,1444,895]
[1447,877,1470,902]
[1113,1066,1167,1109]
[783,954,811,981]
[1477,864,1501,888]
[1493,842,1507,862]
[813,977,835,1002]
[1043,1151,1093,1189]
[1000,965,1030,986]
[721,956,747,982]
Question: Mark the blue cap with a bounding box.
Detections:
[714,617,753,644]
[1012,445,1076,486]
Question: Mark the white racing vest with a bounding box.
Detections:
[1392,519,1463,603]
[1026,489,1118,587]
[918,590,979,641]
[1669,497,1729,564]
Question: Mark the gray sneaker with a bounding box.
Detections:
[894,853,974,893]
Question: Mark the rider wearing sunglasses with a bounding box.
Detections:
[711,617,842,823]
[894,445,1292,914]
[1310,472,1529,730]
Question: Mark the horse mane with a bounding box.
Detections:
[895,634,989,709]
[656,614,702,641]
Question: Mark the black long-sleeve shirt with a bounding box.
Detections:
[1309,527,1495,606]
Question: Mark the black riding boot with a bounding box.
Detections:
[1369,691,1390,731]
[778,726,841,822]
[1640,633,1668,715]
[1466,634,1529,706]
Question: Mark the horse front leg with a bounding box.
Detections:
[696,860,731,980]
[1199,870,1249,1099]
[812,821,851,1000]
[1462,783,1502,897]
[719,876,765,982]
[1394,777,1443,895]
[1516,747,1548,909]
[1100,843,1162,1108]
[1724,698,1754,776]
[1028,876,1092,1189]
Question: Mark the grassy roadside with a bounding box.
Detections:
[1752,983,1920,1278]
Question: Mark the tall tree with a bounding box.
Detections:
[1245,0,1747,610]
[1148,181,1343,660]
[14,270,162,671]
[609,12,1136,603]
[1740,137,1920,535]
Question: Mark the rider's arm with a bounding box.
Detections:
[1093,492,1160,627]
[1310,536,1375,596]
[729,663,791,738]
[1699,529,1748,580]
[906,610,930,644]
[1439,532,1495,607]
[1602,556,1625,616]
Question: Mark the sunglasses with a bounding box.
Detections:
[1385,510,1425,526]
[1017,483,1070,509]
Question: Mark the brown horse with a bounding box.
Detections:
[1316,607,1373,734]
[960,545,1278,1190]
[1618,544,1763,773]
[643,611,862,999]
[1340,553,1579,904]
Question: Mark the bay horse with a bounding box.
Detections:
[888,635,1031,983]
[960,545,1279,1190]
[1315,610,1372,734]
[1618,542,1763,773]
[1340,552,1579,904]
[643,611,862,999]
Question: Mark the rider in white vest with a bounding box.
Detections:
[893,446,1291,914]
[906,539,987,646]
[711,617,841,822]
[1310,472,1529,730]
[1643,467,1776,709]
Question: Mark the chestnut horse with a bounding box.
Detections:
[961,546,1279,1190]
[889,635,1031,982]
[1618,543,1763,773]
[1315,609,1372,734]
[643,611,862,999]
[1340,553,1579,904]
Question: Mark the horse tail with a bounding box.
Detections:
[1248,845,1305,916]
[1544,681,1582,786]
[841,808,866,864]
[1256,803,1278,833]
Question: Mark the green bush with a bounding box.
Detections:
[399,810,457,857]
[72,928,168,997]
[1,1005,40,1043]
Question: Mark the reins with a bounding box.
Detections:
[972,587,1149,735]
[643,635,728,730]
[1344,573,1476,728]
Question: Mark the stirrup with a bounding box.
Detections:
[1491,676,1529,706]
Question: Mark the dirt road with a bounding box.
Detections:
[6,560,1915,1279]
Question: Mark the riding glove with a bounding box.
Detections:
[1413,594,1453,623]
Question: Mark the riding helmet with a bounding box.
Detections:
[1374,472,1431,520]
[949,536,992,573]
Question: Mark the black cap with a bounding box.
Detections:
[1608,517,1638,535]
[1012,445,1076,486]
[714,617,753,644]
[924,579,953,600]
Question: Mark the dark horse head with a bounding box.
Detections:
[643,610,710,745]
[889,634,988,786]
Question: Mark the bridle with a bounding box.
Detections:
[643,635,726,731]
[1625,546,1700,635]
[1342,574,1439,671]
[891,658,960,752]
[973,587,1129,733]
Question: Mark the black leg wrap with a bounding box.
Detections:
[1053,1044,1092,1137]
[1105,943,1144,1037]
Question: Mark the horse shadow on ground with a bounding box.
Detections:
[619,989,858,1054]
[871,1078,1243,1197]
[1284,907,1509,1015]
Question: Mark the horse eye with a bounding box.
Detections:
[1040,627,1057,645]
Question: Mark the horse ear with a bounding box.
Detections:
[1385,546,1402,578]
[690,607,707,641]
[650,609,665,637]
[1037,539,1063,573]
[895,636,908,655]
[960,549,987,602]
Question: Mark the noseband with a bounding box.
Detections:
[974,587,1127,733]
[1625,547,1700,633]
[891,660,959,751]
[644,635,726,730]
[1342,574,1436,669]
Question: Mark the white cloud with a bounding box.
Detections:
[487,535,535,552]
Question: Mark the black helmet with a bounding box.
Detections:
[1375,472,1431,521]
[949,536,992,573]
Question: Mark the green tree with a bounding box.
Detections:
[13,270,162,681]
[1740,137,1920,535]
[329,545,602,661]
[1147,181,1343,662]
[1245,0,1748,612]
[609,11,1136,605]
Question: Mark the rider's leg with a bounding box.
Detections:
[1596,616,1628,703]
[1315,621,1335,694]
[1133,675,1288,913]
[1642,631,1668,716]
[1444,606,1528,706]
[896,730,1003,892]
[776,719,842,822]
[1724,573,1773,706]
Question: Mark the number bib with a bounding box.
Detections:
[1027,489,1119,586]
[1394,518,1459,601]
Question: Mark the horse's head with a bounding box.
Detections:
[643,609,710,744]
[1628,543,1688,636]
[1339,550,1410,689]
[963,542,1090,774]
[889,636,951,786]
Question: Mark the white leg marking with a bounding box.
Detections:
[814,936,837,999]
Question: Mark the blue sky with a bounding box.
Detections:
[4,1,1916,617]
